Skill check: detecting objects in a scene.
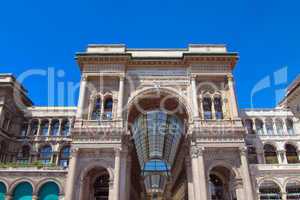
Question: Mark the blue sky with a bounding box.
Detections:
[0,0,299,108]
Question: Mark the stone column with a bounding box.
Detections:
[47,119,52,136]
[234,179,245,200]
[190,146,201,200]
[277,150,287,164]
[125,154,132,200]
[191,75,199,119]
[297,150,300,161]
[65,148,79,200]
[59,194,64,200]
[119,150,128,200]
[76,75,87,119]
[240,147,254,200]
[36,119,42,137]
[197,147,208,200]
[257,149,265,164]
[273,120,278,135]
[58,119,63,136]
[227,74,238,119]
[211,97,216,120]
[117,76,125,119]
[283,119,288,135]
[282,192,287,200]
[252,118,256,134]
[26,120,31,136]
[198,97,204,119]
[263,118,267,135]
[5,195,12,200]
[113,149,121,200]
[185,158,195,200]
[222,96,227,119]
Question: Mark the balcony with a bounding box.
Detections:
[250,163,300,174]
[0,161,67,171]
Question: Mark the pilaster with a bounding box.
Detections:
[76,75,88,119]
[117,75,125,119]
[240,147,254,200]
[227,74,238,119]
[65,148,79,200]
[191,75,199,119]
[113,148,121,200]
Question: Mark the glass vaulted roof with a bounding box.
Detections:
[132,111,184,192]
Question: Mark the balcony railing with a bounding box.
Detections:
[0,161,65,170]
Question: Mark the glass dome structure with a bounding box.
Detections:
[132,111,184,192]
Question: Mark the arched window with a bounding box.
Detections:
[103,97,113,120]
[264,144,278,164]
[20,123,28,137]
[61,120,70,136]
[39,145,52,164]
[91,97,102,120]
[17,145,30,163]
[203,97,212,120]
[13,182,33,200]
[285,144,298,164]
[255,119,264,135]
[0,182,6,200]
[265,119,274,135]
[59,146,70,168]
[245,119,255,134]
[41,120,49,136]
[247,146,258,164]
[275,119,284,135]
[286,119,294,135]
[213,96,223,119]
[38,182,59,200]
[50,120,59,136]
[94,174,109,200]
[30,120,39,136]
[259,180,282,200]
[286,180,300,200]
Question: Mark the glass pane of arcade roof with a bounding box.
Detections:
[132,110,183,192]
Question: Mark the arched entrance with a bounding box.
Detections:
[127,89,190,199]
[208,166,237,200]
[81,167,110,200]
[12,182,33,200]
[0,182,6,200]
[38,182,60,200]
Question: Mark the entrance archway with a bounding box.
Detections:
[209,166,237,200]
[81,167,110,200]
[127,89,190,199]
[93,174,109,200]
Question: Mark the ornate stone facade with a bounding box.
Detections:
[0,44,299,200]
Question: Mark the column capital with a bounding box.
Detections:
[71,148,79,157]
[227,74,234,82]
[190,145,204,158]
[114,148,121,156]
[81,74,88,81]
[191,74,197,80]
[119,75,125,81]
[239,146,248,156]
